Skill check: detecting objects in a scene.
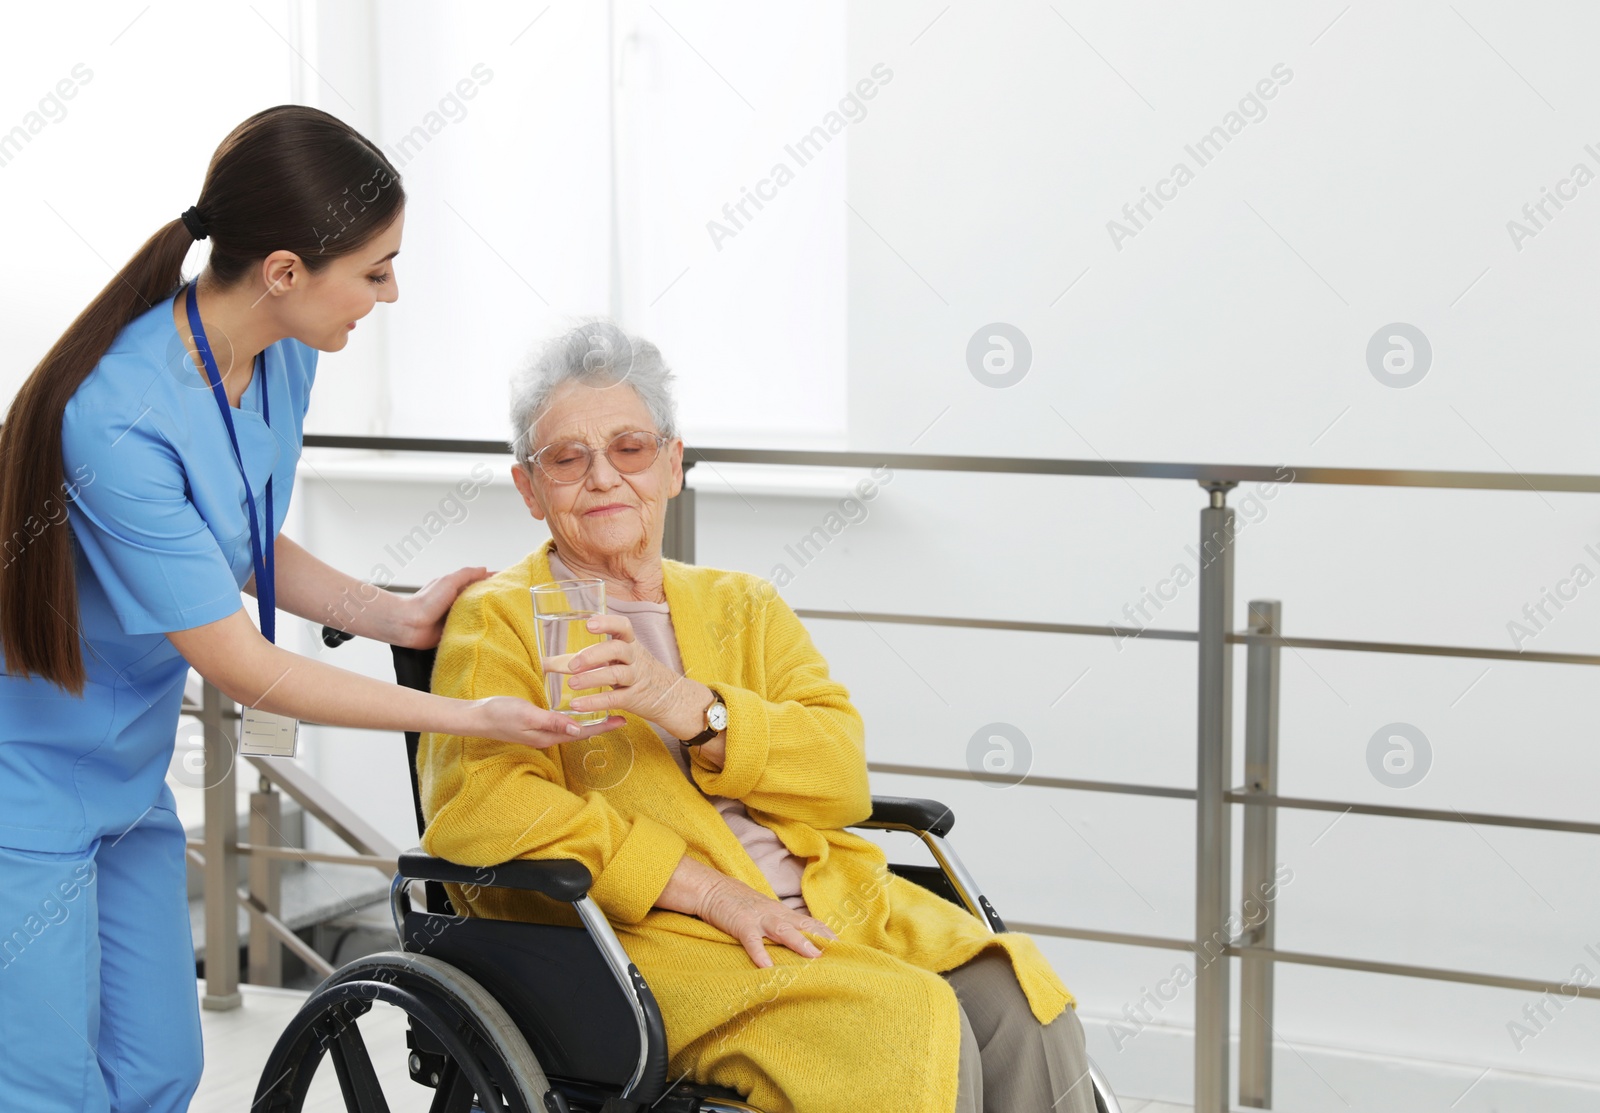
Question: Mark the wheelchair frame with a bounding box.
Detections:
[251,637,1121,1113]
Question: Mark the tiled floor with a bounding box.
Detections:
[193,984,1197,1112]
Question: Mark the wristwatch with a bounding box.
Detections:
[678,689,727,746]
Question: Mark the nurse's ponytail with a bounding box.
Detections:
[0,105,404,693]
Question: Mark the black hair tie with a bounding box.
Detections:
[180,206,209,241]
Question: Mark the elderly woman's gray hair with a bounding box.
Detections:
[510,319,680,466]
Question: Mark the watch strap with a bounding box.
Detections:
[678,690,725,746]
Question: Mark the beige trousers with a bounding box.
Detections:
[943,950,1098,1113]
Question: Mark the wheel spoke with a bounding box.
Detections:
[329,1015,392,1113]
[427,1057,477,1113]
[253,956,550,1113]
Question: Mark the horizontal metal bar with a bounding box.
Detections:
[169,621,1594,687]
[304,433,508,454]
[180,703,238,720]
[1002,921,1600,1002]
[185,839,394,872]
[868,762,1196,800]
[244,754,405,862]
[795,609,1198,644]
[300,434,1600,493]
[1224,790,1600,836]
[185,846,339,979]
[1232,630,1600,667]
[1229,943,1600,1000]
[290,618,1598,670]
[796,611,1600,666]
[1008,920,1194,951]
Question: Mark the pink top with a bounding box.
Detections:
[548,551,810,913]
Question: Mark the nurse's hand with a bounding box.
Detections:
[470,697,624,749]
[395,566,496,649]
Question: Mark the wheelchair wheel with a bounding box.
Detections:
[252,950,556,1112]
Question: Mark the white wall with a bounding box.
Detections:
[837,0,1600,1106]
[0,2,295,404]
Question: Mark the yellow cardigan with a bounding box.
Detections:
[418,541,1074,1113]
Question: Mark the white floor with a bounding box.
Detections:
[192,983,1198,1113]
[193,984,413,1112]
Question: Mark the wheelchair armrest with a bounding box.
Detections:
[397,851,593,903]
[856,796,955,837]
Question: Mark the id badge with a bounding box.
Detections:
[240,707,300,758]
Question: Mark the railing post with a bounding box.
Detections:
[663,469,696,564]
[201,680,241,1010]
[248,778,283,988]
[1195,481,1237,1113]
[1239,599,1281,1107]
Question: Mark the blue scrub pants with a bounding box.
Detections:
[0,805,203,1112]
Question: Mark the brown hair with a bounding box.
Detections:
[0,105,404,693]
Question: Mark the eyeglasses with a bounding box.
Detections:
[529,429,670,485]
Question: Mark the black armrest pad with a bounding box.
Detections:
[320,625,355,648]
[397,851,592,903]
[858,796,955,837]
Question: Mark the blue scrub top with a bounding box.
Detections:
[0,289,316,852]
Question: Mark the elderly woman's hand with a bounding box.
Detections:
[657,853,838,968]
[556,614,715,740]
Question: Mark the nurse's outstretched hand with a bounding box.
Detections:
[472,697,624,749]
[397,566,497,649]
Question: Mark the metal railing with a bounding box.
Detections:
[184,433,1600,1113]
[182,691,402,1007]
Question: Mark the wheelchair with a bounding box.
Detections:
[253,638,1123,1113]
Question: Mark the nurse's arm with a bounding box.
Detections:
[167,609,622,748]
[249,533,481,650]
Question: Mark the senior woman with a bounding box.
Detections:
[417,322,1096,1113]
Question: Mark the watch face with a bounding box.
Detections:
[708,700,728,731]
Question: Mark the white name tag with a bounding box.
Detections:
[240,707,300,758]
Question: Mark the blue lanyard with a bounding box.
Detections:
[184,279,275,643]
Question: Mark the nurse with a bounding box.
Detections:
[0,105,618,1112]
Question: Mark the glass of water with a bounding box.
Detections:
[531,578,609,725]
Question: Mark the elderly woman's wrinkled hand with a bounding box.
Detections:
[657,853,840,968]
[698,873,840,969]
[555,613,712,738]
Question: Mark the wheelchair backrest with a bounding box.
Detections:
[391,643,441,842]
